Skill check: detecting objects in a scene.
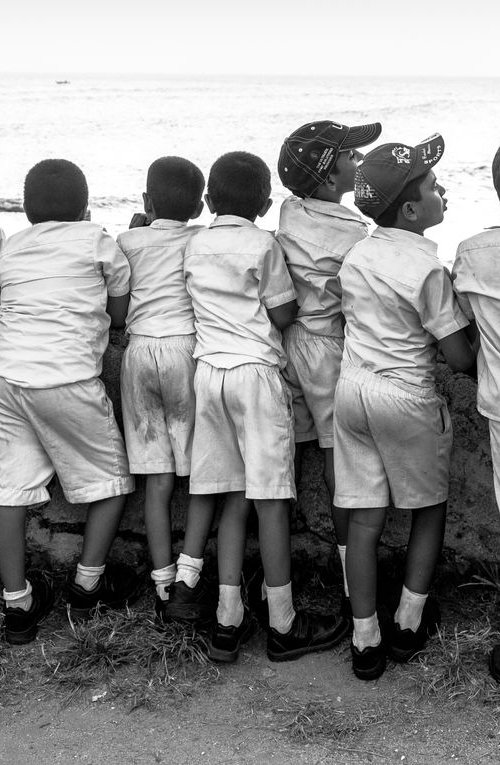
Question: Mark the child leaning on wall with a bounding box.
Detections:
[276,119,381,617]
[117,156,205,623]
[167,150,350,663]
[333,135,475,680]
[452,146,500,683]
[0,159,137,645]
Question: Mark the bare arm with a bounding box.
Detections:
[106,293,130,329]
[267,299,298,330]
[439,328,476,372]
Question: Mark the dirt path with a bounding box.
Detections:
[2,623,500,765]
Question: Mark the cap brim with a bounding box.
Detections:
[342,123,382,150]
[410,133,445,180]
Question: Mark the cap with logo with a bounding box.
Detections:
[354,134,445,220]
[278,120,382,196]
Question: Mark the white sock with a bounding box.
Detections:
[217,584,244,627]
[151,563,176,601]
[337,544,349,597]
[75,563,105,591]
[175,553,203,588]
[395,585,427,632]
[352,613,381,651]
[4,580,33,611]
[267,581,296,634]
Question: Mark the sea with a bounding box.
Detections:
[1,73,500,266]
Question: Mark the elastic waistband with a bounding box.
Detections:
[127,333,195,348]
[286,322,344,344]
[339,363,436,400]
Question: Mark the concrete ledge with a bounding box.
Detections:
[25,331,500,569]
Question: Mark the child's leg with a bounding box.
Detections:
[395,501,446,630]
[145,473,176,600]
[0,506,26,592]
[79,495,127,567]
[346,507,387,646]
[216,492,251,627]
[325,447,350,604]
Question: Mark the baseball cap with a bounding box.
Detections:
[278,120,382,196]
[354,134,445,220]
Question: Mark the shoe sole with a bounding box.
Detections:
[5,593,55,646]
[163,603,215,625]
[267,618,351,663]
[208,621,255,663]
[353,653,387,681]
[389,643,424,663]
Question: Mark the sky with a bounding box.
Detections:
[1,0,499,77]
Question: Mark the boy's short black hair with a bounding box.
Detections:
[374,173,425,228]
[208,151,271,220]
[24,159,88,224]
[492,147,500,200]
[147,156,205,221]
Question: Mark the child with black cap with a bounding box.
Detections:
[276,119,381,615]
[333,135,475,679]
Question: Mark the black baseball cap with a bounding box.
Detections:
[278,120,382,196]
[354,134,445,220]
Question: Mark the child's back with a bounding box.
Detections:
[117,156,205,621]
[0,219,128,387]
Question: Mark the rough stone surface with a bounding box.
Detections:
[25,331,500,570]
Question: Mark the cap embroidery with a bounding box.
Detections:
[355,178,379,203]
[391,146,411,164]
[420,143,443,164]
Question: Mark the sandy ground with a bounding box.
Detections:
[2,622,500,765]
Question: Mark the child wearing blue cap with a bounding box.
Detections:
[276,119,381,616]
[333,135,475,679]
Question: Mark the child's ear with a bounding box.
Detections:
[142,192,154,219]
[401,200,417,221]
[191,200,204,220]
[257,198,273,218]
[205,193,216,215]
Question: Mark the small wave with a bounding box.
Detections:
[0,198,23,213]
[0,196,140,213]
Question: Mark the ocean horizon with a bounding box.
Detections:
[1,72,499,264]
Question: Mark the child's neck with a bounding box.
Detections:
[310,189,344,204]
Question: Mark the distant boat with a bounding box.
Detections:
[55,80,70,85]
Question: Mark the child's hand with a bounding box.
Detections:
[129,213,149,229]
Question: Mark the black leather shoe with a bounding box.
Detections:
[351,640,386,680]
[5,573,54,645]
[163,578,217,625]
[489,643,500,682]
[66,561,140,620]
[208,609,255,662]
[267,610,350,662]
[389,597,440,663]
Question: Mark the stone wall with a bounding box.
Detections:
[26,331,500,570]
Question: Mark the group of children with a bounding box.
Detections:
[0,117,499,683]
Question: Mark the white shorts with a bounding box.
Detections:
[282,323,343,449]
[121,334,196,475]
[333,365,452,509]
[190,361,296,500]
[0,377,134,506]
[488,419,500,513]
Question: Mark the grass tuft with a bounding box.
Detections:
[408,621,500,704]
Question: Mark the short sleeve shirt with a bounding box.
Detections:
[0,221,130,388]
[184,215,296,369]
[277,196,369,337]
[452,227,500,420]
[117,219,203,337]
[340,226,468,392]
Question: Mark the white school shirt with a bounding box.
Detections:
[452,227,500,421]
[0,221,130,388]
[277,196,369,338]
[340,226,468,392]
[117,219,203,337]
[184,215,296,369]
